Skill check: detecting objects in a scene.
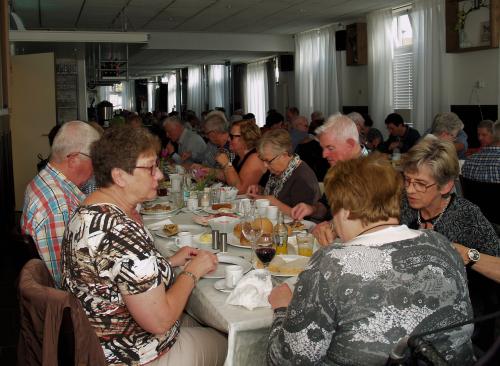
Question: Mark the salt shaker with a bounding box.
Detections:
[211,230,220,250]
[219,233,228,252]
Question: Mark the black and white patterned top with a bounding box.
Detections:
[400,194,499,256]
[61,204,178,366]
[267,226,474,366]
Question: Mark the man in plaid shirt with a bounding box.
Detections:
[462,121,500,184]
[21,121,100,286]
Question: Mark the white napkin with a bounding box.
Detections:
[225,269,272,310]
[146,218,174,231]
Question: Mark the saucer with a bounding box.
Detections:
[214,279,233,293]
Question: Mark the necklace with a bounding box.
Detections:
[356,223,398,237]
[417,197,451,229]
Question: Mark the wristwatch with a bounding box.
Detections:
[466,248,480,268]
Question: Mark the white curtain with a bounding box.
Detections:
[295,26,339,119]
[411,0,447,133]
[367,9,394,133]
[147,79,155,112]
[168,73,177,112]
[208,65,225,109]
[188,66,203,117]
[244,61,269,126]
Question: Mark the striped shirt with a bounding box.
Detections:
[462,146,500,183]
[21,163,85,287]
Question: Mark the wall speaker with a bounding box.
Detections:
[279,55,294,72]
[336,30,346,51]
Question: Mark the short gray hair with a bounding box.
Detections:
[431,112,464,136]
[162,116,183,128]
[316,113,359,143]
[205,113,229,133]
[402,134,459,187]
[51,121,101,163]
[347,112,365,127]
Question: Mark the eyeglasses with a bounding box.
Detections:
[67,152,91,159]
[259,153,282,165]
[229,133,241,140]
[135,159,160,176]
[403,177,437,193]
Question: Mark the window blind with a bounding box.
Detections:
[393,45,413,110]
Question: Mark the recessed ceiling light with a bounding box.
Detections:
[226,4,232,9]
[168,17,174,21]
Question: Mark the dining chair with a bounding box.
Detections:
[459,175,500,227]
[17,259,106,366]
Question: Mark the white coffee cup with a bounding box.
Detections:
[175,231,193,247]
[266,205,278,220]
[187,197,199,211]
[256,199,270,216]
[225,265,243,289]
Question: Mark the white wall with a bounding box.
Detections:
[338,51,369,108]
[337,47,499,116]
[445,48,498,106]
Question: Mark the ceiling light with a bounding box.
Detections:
[9,30,149,43]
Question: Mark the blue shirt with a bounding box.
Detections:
[462,146,500,183]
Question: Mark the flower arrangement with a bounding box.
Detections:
[193,168,217,191]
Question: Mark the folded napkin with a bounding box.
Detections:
[225,269,272,310]
[146,218,174,231]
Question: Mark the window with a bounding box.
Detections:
[392,10,413,110]
[99,83,124,110]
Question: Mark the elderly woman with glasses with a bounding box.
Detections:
[267,154,474,365]
[61,125,227,366]
[214,120,268,194]
[400,134,499,352]
[247,129,320,216]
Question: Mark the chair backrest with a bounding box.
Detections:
[459,175,500,225]
[17,259,106,366]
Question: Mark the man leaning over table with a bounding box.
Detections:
[163,116,206,165]
[21,120,100,287]
[291,113,368,244]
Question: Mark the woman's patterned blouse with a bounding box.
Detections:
[61,203,178,366]
[267,228,474,366]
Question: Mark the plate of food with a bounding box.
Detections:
[255,255,310,277]
[203,253,252,279]
[140,202,176,216]
[154,224,206,239]
[202,203,235,215]
[284,219,316,232]
[192,212,239,226]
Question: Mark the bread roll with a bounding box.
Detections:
[212,203,232,210]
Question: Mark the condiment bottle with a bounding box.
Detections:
[273,211,288,255]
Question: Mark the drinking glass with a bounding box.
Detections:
[241,207,263,265]
[254,236,276,270]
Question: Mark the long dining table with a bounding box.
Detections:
[143,210,277,366]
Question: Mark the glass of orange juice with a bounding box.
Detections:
[297,232,314,257]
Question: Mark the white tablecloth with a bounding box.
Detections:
[144,211,274,366]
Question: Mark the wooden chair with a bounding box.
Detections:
[459,175,500,226]
[17,259,106,366]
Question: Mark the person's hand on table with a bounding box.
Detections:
[268,283,293,310]
[180,151,192,162]
[312,221,336,247]
[246,185,262,195]
[388,141,400,151]
[185,250,218,279]
[169,246,199,267]
[291,203,314,220]
[215,152,230,167]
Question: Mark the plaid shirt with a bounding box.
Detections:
[462,146,500,183]
[21,163,85,287]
